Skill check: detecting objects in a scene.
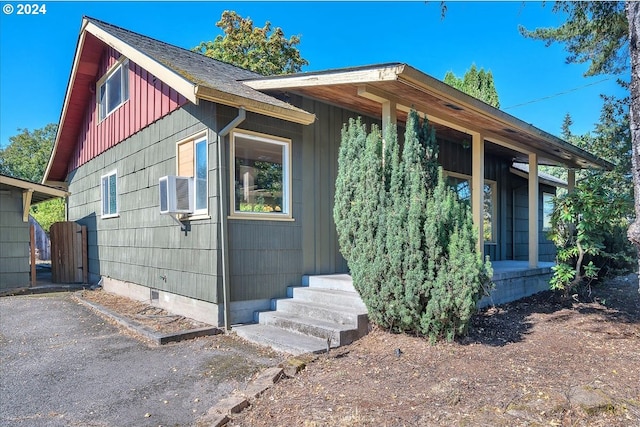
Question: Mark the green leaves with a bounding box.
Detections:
[193,11,308,75]
[548,176,635,296]
[443,64,500,108]
[0,123,65,231]
[519,2,629,77]
[334,111,492,342]
[0,123,57,183]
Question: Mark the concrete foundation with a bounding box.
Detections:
[478,261,554,308]
[102,277,221,326]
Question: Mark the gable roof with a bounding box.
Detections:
[245,63,614,171]
[43,16,315,184]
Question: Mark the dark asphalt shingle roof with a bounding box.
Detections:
[86,17,309,114]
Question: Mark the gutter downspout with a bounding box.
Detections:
[218,107,246,331]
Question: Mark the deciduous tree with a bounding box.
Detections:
[0,123,65,231]
[0,124,57,182]
[194,10,308,75]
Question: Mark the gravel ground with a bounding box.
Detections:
[0,292,283,427]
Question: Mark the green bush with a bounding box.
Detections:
[548,175,636,297]
[334,112,492,342]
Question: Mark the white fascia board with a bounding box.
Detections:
[244,64,404,90]
[85,22,198,104]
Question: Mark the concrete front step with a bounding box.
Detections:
[256,311,361,347]
[235,274,369,355]
[288,286,367,311]
[233,324,328,355]
[303,274,356,292]
[271,298,366,327]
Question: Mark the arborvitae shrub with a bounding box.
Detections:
[334,111,492,342]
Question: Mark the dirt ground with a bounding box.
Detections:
[78,289,212,334]
[226,275,640,427]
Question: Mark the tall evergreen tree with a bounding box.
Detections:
[520,1,640,289]
[561,113,574,141]
[334,111,492,341]
[444,64,500,108]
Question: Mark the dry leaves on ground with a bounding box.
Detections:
[78,289,211,334]
[230,275,640,427]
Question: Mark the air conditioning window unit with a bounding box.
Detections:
[159,175,193,214]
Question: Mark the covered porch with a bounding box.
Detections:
[246,63,613,269]
[479,260,556,307]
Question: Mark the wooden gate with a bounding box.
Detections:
[50,222,87,284]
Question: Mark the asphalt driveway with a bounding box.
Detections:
[0,293,282,427]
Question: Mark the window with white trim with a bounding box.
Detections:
[231,130,291,218]
[98,59,129,121]
[176,134,208,214]
[101,170,118,218]
[542,192,554,232]
[444,171,497,243]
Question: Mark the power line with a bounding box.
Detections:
[502,77,614,110]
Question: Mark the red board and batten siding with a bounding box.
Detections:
[71,48,187,171]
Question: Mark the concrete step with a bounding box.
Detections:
[233,324,328,355]
[256,311,362,347]
[303,274,356,292]
[271,298,366,327]
[289,287,368,311]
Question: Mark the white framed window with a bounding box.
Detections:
[230,130,291,219]
[98,59,129,121]
[176,132,208,215]
[101,170,118,218]
[444,171,497,243]
[542,192,554,231]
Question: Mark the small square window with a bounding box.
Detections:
[101,170,118,218]
[231,131,291,218]
[98,60,129,121]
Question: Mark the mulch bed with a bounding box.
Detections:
[228,274,640,427]
[77,289,211,334]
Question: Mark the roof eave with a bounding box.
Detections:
[398,65,614,171]
[244,63,405,90]
[246,63,613,171]
[1,175,70,199]
[195,86,316,125]
[85,20,198,104]
[43,20,90,184]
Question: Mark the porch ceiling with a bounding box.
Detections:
[245,63,613,170]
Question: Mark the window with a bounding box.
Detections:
[444,172,497,243]
[177,134,208,214]
[542,192,554,231]
[101,170,118,218]
[98,59,129,121]
[231,130,291,218]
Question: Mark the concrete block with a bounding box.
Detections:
[210,395,249,415]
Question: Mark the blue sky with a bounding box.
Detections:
[0,1,629,148]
